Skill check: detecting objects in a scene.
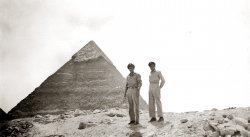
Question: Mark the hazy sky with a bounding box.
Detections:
[1,0,250,113]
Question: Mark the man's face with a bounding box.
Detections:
[149,65,155,71]
[128,66,134,73]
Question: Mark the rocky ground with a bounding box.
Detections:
[1,107,250,137]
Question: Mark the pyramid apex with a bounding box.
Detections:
[89,40,95,43]
[72,40,113,64]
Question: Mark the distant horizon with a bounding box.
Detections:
[1,0,250,113]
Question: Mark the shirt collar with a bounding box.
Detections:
[151,70,156,73]
[129,72,135,76]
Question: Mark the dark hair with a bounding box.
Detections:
[127,63,135,69]
[148,62,155,67]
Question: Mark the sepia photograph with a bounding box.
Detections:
[1,0,250,136]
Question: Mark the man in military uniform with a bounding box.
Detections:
[148,62,165,122]
[124,63,142,125]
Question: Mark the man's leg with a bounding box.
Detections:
[132,89,139,124]
[154,86,163,118]
[127,89,135,123]
[149,86,156,118]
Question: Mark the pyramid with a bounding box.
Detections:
[0,108,8,121]
[8,41,148,118]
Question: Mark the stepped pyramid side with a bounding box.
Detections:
[8,41,148,119]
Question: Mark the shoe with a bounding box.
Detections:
[149,117,157,122]
[128,121,135,124]
[158,117,164,122]
[134,122,139,125]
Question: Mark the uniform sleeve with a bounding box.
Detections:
[125,76,129,91]
[158,71,165,88]
[137,74,142,88]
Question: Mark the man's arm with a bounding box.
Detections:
[137,74,142,91]
[159,71,165,88]
[124,78,128,97]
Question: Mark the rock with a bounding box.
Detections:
[1,120,33,137]
[209,122,220,131]
[248,117,250,123]
[33,118,41,122]
[209,112,216,116]
[187,124,193,128]
[224,119,229,123]
[93,109,101,114]
[203,122,214,131]
[74,109,86,117]
[13,126,20,132]
[59,114,65,119]
[218,119,224,124]
[45,114,51,118]
[74,113,81,117]
[35,115,43,118]
[180,119,188,123]
[233,117,248,129]
[222,114,227,118]
[103,109,108,112]
[219,127,236,136]
[116,114,125,117]
[235,124,245,131]
[227,115,234,120]
[246,124,250,131]
[211,108,218,111]
[106,113,116,117]
[209,131,220,137]
[224,107,236,110]
[65,114,73,118]
[241,130,250,137]
[210,117,215,120]
[78,122,87,129]
[204,131,212,137]
[78,122,97,130]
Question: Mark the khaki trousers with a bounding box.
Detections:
[149,83,163,118]
[127,88,139,122]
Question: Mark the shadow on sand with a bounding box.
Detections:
[126,121,171,137]
[127,124,146,137]
[150,121,171,129]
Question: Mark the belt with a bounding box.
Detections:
[150,82,159,84]
[128,87,138,89]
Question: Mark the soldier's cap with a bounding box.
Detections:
[148,61,155,67]
[127,63,135,69]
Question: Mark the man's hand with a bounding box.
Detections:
[137,88,140,91]
[123,95,126,103]
[124,91,127,98]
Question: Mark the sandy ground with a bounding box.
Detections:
[1,107,250,137]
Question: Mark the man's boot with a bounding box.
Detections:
[158,117,164,122]
[148,117,156,122]
[128,120,135,124]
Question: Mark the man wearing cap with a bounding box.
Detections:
[148,62,165,122]
[124,63,142,125]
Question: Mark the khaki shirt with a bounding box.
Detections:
[125,72,142,90]
[149,70,165,88]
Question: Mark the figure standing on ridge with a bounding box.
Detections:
[124,63,142,125]
[148,62,165,122]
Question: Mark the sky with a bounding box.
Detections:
[1,0,250,113]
